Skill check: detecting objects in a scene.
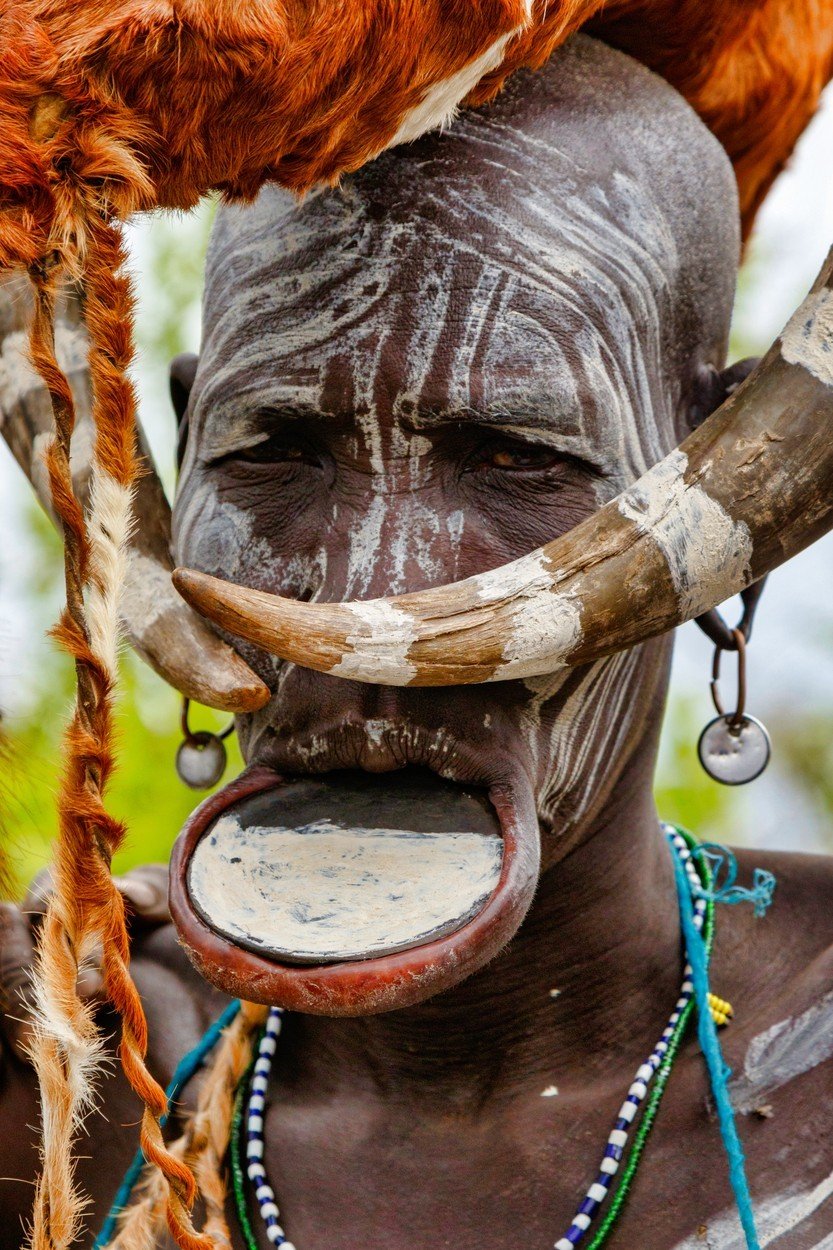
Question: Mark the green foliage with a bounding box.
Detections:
[1,501,242,895]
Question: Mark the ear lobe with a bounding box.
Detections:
[689,357,759,429]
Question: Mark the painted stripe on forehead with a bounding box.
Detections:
[195,164,680,479]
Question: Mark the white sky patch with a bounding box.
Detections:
[780,287,833,388]
[618,450,753,619]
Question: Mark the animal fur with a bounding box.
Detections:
[0,0,831,273]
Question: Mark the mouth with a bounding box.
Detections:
[169,764,540,1014]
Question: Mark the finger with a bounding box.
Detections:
[114,863,169,926]
[0,903,38,1062]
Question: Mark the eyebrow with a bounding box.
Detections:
[198,396,615,479]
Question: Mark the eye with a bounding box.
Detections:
[465,439,562,473]
[215,434,323,468]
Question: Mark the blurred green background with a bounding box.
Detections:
[2,143,833,894]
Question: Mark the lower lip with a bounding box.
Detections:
[169,766,540,1015]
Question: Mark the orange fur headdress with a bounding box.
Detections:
[1,2,831,1247]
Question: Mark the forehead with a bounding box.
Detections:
[191,172,680,477]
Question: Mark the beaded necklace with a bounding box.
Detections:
[229,827,717,1250]
[98,825,774,1249]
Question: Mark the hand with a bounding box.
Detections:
[0,863,170,1065]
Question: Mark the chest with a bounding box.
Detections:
[215,1050,833,1250]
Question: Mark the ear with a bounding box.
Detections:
[170,352,199,468]
[689,357,759,430]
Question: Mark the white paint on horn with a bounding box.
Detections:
[388,28,522,149]
[331,599,418,684]
[618,450,753,619]
[780,287,833,388]
[469,550,582,679]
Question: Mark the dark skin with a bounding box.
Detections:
[2,40,833,1250]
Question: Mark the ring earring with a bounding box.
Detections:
[694,582,771,786]
[175,697,234,790]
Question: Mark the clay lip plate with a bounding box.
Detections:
[187,811,503,964]
[169,766,540,1015]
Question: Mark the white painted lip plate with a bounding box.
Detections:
[187,813,504,964]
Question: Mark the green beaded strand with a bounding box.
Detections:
[231,1045,262,1250]
[585,828,715,1250]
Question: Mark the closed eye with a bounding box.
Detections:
[207,432,323,469]
[463,437,573,475]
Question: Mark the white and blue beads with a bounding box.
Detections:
[552,829,705,1250]
[246,1008,296,1249]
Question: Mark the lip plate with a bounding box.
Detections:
[169,766,540,1015]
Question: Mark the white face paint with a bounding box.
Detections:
[174,36,739,838]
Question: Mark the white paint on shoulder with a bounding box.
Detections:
[730,990,833,1114]
[618,450,753,619]
[669,1168,833,1249]
[331,599,418,684]
[389,28,522,149]
[781,287,833,388]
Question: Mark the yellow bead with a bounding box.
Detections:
[707,992,734,1026]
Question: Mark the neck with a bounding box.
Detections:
[283,771,684,1111]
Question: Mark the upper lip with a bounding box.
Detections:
[248,718,528,795]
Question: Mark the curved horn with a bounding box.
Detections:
[0,272,269,712]
[174,247,833,688]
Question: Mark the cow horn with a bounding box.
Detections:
[0,272,269,712]
[173,246,833,687]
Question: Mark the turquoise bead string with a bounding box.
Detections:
[671,837,765,1250]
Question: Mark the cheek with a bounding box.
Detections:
[524,643,667,846]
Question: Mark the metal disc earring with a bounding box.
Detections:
[697,628,772,785]
[175,697,235,790]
